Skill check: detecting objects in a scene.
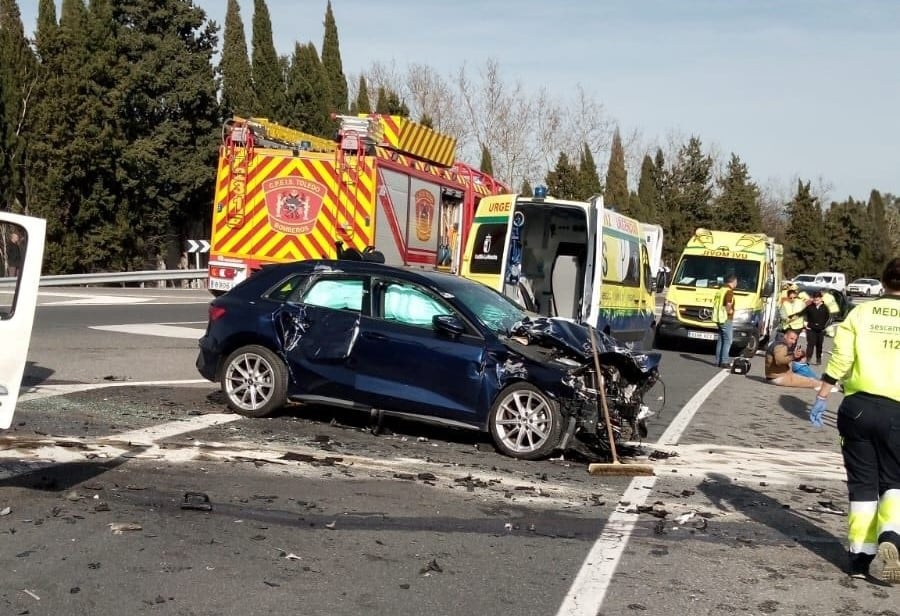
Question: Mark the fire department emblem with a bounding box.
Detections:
[414,189,435,242]
[263,177,326,235]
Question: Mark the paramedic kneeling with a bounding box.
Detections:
[764,329,823,389]
[809,256,900,583]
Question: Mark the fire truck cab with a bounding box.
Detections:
[207,115,507,294]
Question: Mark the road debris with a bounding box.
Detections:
[325,521,336,530]
[181,491,213,512]
[419,558,443,575]
[0,506,11,516]
[108,522,142,534]
[21,589,40,601]
[808,501,845,515]
[276,549,302,560]
[797,484,825,493]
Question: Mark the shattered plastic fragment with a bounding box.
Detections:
[108,522,143,534]
[0,506,11,516]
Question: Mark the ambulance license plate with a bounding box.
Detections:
[688,331,717,341]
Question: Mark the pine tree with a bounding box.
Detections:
[636,154,659,222]
[603,128,628,212]
[320,0,347,114]
[479,144,493,176]
[520,179,533,197]
[784,180,824,276]
[285,42,332,136]
[354,74,370,114]
[374,86,409,116]
[667,136,713,250]
[577,143,602,201]
[823,199,867,280]
[545,152,578,200]
[220,0,257,116]
[714,153,761,233]
[251,0,285,120]
[0,0,38,211]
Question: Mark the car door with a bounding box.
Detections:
[350,276,486,424]
[282,273,369,402]
[0,214,46,429]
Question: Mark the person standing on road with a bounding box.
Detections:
[809,257,900,583]
[713,274,737,368]
[779,285,808,333]
[803,291,830,365]
[5,231,22,277]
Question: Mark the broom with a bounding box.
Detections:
[586,325,655,477]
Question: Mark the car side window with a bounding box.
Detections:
[381,281,452,328]
[266,274,309,302]
[302,277,366,312]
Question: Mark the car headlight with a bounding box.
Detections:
[662,301,676,316]
[733,309,754,323]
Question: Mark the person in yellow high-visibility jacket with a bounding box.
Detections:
[779,285,808,332]
[810,257,900,582]
[713,274,737,368]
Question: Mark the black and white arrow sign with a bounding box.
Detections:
[186,239,210,253]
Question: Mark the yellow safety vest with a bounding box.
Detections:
[825,296,900,402]
[713,286,730,324]
[779,298,806,330]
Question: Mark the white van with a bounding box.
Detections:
[813,272,846,292]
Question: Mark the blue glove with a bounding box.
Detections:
[809,397,827,428]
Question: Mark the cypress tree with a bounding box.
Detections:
[251,0,285,120]
[636,154,659,222]
[354,74,370,114]
[0,0,38,211]
[520,179,533,197]
[784,180,824,275]
[285,42,332,137]
[374,86,409,116]
[220,0,257,116]
[578,143,602,201]
[668,136,713,249]
[321,0,348,114]
[545,152,578,200]
[866,189,890,272]
[603,128,628,211]
[714,153,761,233]
[479,144,493,176]
[823,199,867,280]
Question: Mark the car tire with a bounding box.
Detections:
[865,289,871,297]
[489,383,563,460]
[741,334,759,356]
[221,345,288,418]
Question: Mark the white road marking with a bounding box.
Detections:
[555,369,730,616]
[20,379,211,402]
[89,323,205,339]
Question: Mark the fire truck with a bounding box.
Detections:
[207,114,508,293]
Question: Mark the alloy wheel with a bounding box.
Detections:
[224,351,277,412]
[493,389,555,455]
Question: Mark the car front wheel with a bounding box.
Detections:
[489,383,563,460]
[221,345,288,418]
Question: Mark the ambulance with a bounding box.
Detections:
[656,228,783,353]
[460,189,657,348]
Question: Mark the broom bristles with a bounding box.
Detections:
[588,462,655,477]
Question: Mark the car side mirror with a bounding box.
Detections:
[433,314,466,338]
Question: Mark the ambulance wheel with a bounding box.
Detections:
[489,383,562,460]
[221,345,288,418]
[742,334,759,355]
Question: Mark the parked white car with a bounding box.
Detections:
[791,274,817,285]
[846,278,884,297]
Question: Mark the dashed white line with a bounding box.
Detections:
[555,369,730,616]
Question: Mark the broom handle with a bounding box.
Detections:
[589,325,621,464]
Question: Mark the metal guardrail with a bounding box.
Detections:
[0,269,208,288]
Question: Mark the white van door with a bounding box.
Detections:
[581,198,604,327]
[0,213,46,429]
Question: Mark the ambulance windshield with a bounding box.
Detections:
[673,256,761,293]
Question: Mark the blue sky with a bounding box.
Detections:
[20,0,900,201]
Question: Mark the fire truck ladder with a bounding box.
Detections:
[234,116,337,154]
[222,119,256,228]
[333,114,380,244]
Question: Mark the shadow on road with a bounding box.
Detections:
[698,472,846,571]
[0,445,148,492]
[21,361,54,387]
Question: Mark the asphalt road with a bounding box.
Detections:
[1,288,895,615]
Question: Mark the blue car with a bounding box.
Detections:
[197,260,657,460]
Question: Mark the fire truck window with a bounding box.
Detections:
[469,223,507,275]
[302,277,365,312]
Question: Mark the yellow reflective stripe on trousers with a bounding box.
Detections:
[878,489,900,536]
[848,500,878,554]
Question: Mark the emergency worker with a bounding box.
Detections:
[809,257,900,583]
[713,274,737,368]
[779,285,808,332]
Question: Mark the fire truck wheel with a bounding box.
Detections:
[489,383,563,460]
[221,345,288,418]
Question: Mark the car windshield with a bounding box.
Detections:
[793,275,816,283]
[673,256,761,292]
[851,279,875,284]
[434,276,527,335]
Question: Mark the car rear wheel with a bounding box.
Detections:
[489,383,563,460]
[221,345,287,418]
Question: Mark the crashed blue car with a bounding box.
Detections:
[197,260,662,460]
